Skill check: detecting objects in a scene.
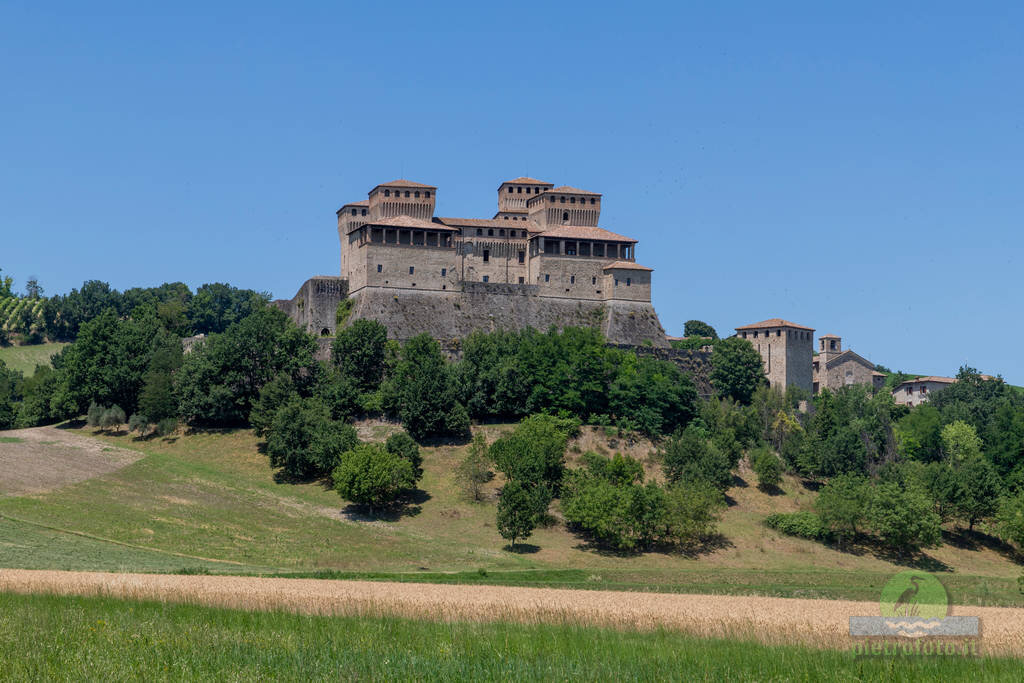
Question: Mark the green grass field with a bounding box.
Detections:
[0,424,1021,606]
[0,342,67,376]
[0,591,1016,681]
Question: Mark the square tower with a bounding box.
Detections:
[735,319,814,393]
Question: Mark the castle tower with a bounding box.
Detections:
[496,177,553,218]
[527,186,602,231]
[818,334,842,363]
[337,200,369,278]
[734,319,814,393]
[367,180,437,222]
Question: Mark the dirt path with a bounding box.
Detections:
[0,426,142,496]
[1,569,1022,655]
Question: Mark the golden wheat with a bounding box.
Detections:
[1,569,1021,655]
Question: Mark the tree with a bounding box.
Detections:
[332,319,388,393]
[186,283,267,335]
[683,320,718,340]
[941,420,983,463]
[86,401,105,428]
[918,461,960,522]
[954,456,1001,531]
[175,306,318,427]
[382,334,464,440]
[24,277,43,300]
[496,479,547,549]
[815,474,870,545]
[659,424,733,492]
[996,490,1024,549]
[710,337,765,404]
[489,414,569,489]
[99,405,126,432]
[867,482,942,552]
[750,447,782,490]
[0,360,20,430]
[0,268,12,298]
[332,443,416,512]
[456,434,492,502]
[895,404,943,462]
[266,397,359,478]
[661,481,725,546]
[128,413,149,434]
[137,332,184,423]
[385,431,422,478]
[249,373,298,438]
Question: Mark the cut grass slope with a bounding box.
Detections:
[0,592,1018,681]
[0,342,67,376]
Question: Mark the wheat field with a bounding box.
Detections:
[2,569,1022,655]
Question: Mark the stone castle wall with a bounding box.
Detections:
[272,276,348,337]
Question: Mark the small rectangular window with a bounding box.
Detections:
[591,277,596,285]
[518,276,524,284]
[483,275,489,283]
[483,250,490,262]
[377,264,382,273]
[441,268,447,277]
[626,278,631,286]
[409,266,414,275]
[518,251,525,264]
[544,274,550,282]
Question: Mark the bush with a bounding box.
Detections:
[99,405,126,432]
[86,401,105,428]
[445,403,471,438]
[496,479,549,549]
[867,482,942,552]
[128,413,149,434]
[332,443,416,512]
[385,431,422,477]
[764,511,826,540]
[661,481,725,546]
[815,474,870,544]
[266,397,359,479]
[660,425,733,492]
[751,447,782,490]
[489,414,569,490]
[156,417,177,437]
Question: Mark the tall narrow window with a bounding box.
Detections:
[409,266,414,275]
[562,212,569,222]
[377,264,382,273]
[518,251,525,264]
[483,250,490,262]
[441,268,447,277]
[626,278,631,286]
[570,275,575,284]
[544,274,550,282]
[483,275,489,282]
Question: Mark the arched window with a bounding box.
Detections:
[560,196,566,203]
[404,190,410,197]
[488,229,494,236]
[425,191,430,198]
[562,212,569,222]
[384,190,391,197]
[361,209,367,216]
[549,196,555,203]
[351,209,357,216]
[499,229,505,236]
[414,191,420,198]
[570,197,576,204]
[591,198,596,204]
[517,187,522,193]
[508,187,514,193]
[476,228,483,236]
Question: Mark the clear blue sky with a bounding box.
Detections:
[2,2,1021,382]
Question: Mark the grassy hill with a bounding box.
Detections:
[0,423,1021,606]
[0,342,68,376]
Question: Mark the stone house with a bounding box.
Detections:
[812,334,885,394]
[734,319,814,393]
[892,376,958,408]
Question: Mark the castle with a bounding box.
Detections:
[276,178,669,347]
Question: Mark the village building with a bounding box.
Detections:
[812,334,885,394]
[892,374,996,408]
[734,319,814,394]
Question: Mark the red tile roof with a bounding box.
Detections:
[500,177,552,186]
[532,225,636,242]
[545,186,602,196]
[819,334,840,339]
[735,319,815,331]
[371,179,437,190]
[603,261,652,271]
[348,215,458,234]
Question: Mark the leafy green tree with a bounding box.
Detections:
[996,490,1024,548]
[496,479,548,549]
[815,474,870,544]
[128,413,149,434]
[99,405,126,432]
[186,283,267,335]
[86,401,105,428]
[332,443,416,512]
[137,332,183,423]
[175,306,317,426]
[456,434,492,502]
[0,268,12,298]
[941,420,983,463]
[332,319,388,392]
[710,337,765,404]
[918,461,961,522]
[867,482,942,552]
[41,280,121,341]
[751,447,782,490]
[661,481,725,546]
[683,320,718,339]
[382,334,465,440]
[608,354,697,436]
[249,373,298,438]
[895,404,943,461]
[24,277,43,300]
[489,414,569,489]
[313,368,361,422]
[266,397,359,478]
[954,456,1001,530]
[660,424,733,492]
[0,360,20,430]
[385,431,422,478]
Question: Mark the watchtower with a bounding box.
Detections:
[527,186,602,231]
[367,180,437,222]
[734,319,814,393]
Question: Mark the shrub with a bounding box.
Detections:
[496,479,549,549]
[867,482,942,552]
[86,401,105,428]
[266,397,359,479]
[332,443,416,512]
[764,511,826,540]
[128,413,149,434]
[385,431,422,477]
[99,405,126,432]
[489,414,569,490]
[445,403,472,438]
[156,418,177,437]
[661,481,725,546]
[815,474,870,544]
[751,447,782,490]
[660,425,733,492]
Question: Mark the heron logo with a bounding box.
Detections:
[849,570,980,645]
